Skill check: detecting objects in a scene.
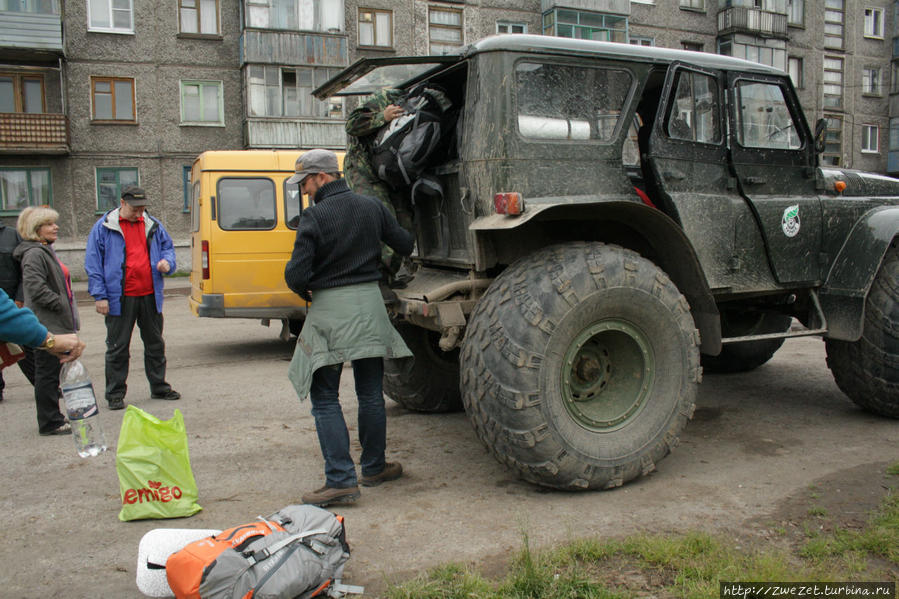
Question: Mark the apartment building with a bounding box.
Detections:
[0,0,895,273]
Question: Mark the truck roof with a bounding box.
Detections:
[465,34,786,77]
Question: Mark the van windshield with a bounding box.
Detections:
[217,178,276,230]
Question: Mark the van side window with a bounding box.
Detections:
[217,178,276,230]
[515,62,632,142]
[733,81,801,150]
[666,70,721,144]
[190,180,200,233]
[284,181,301,229]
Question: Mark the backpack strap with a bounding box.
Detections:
[242,528,330,566]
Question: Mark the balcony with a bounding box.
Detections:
[244,118,345,150]
[240,29,347,67]
[0,11,63,60]
[0,113,69,154]
[718,6,787,38]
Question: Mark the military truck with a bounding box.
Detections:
[314,35,899,491]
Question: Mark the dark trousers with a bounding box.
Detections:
[34,348,65,433]
[0,345,36,396]
[309,358,386,488]
[104,294,170,400]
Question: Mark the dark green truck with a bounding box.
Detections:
[315,34,899,490]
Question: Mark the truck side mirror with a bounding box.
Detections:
[814,118,827,154]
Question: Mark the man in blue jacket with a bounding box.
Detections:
[85,186,180,410]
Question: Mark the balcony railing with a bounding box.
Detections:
[718,6,787,38]
[0,113,68,154]
[240,29,347,67]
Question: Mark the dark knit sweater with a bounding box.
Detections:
[284,179,413,299]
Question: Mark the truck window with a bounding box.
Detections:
[284,181,301,229]
[515,62,632,142]
[217,178,276,231]
[733,81,801,150]
[666,70,721,145]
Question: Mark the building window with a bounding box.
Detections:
[91,76,135,122]
[0,73,45,113]
[718,38,786,71]
[787,0,803,26]
[180,81,223,125]
[863,68,882,95]
[247,65,344,118]
[788,56,803,89]
[892,62,899,93]
[179,0,220,35]
[682,41,703,52]
[864,7,884,39]
[182,166,191,213]
[542,9,627,42]
[629,35,654,46]
[822,116,842,166]
[679,0,704,11]
[862,124,879,153]
[359,8,392,47]
[245,0,343,33]
[95,167,138,212]
[87,0,134,33]
[429,7,463,55]
[0,0,59,14]
[890,117,899,150]
[0,168,50,213]
[824,0,844,50]
[497,21,527,34]
[823,57,843,109]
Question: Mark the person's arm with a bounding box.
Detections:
[345,90,403,138]
[155,222,176,274]
[84,222,108,302]
[380,203,414,257]
[20,250,63,312]
[284,213,318,301]
[0,289,47,348]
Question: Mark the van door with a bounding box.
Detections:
[725,73,822,285]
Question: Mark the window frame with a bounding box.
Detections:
[862,124,880,153]
[0,72,46,113]
[823,56,844,110]
[862,67,882,96]
[428,6,463,55]
[496,20,527,34]
[358,8,393,48]
[87,0,134,34]
[179,80,225,126]
[864,7,884,39]
[788,56,803,89]
[178,0,221,37]
[90,76,136,123]
[787,0,804,27]
[95,167,139,213]
[679,0,705,12]
[0,167,51,214]
[822,115,843,166]
[824,0,844,50]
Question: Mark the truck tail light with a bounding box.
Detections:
[201,240,210,280]
[494,192,525,215]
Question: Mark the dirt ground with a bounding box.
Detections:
[0,294,897,598]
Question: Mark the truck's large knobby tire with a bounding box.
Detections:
[384,323,463,412]
[459,242,701,490]
[825,240,899,417]
[701,312,792,374]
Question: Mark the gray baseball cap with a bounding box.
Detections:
[121,185,148,206]
[286,149,341,185]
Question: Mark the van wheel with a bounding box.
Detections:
[383,323,462,412]
[460,242,700,490]
[701,312,792,373]
[825,240,899,417]
[288,319,303,336]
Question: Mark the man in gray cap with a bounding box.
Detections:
[85,185,180,410]
[284,149,413,507]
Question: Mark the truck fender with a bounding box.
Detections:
[471,198,722,355]
[820,206,899,341]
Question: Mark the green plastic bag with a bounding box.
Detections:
[116,406,202,521]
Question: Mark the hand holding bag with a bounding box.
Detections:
[116,406,202,521]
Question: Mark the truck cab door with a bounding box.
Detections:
[725,72,822,285]
[643,62,744,291]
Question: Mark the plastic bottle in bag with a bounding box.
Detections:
[60,359,107,457]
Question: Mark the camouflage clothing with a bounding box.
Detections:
[345,88,412,274]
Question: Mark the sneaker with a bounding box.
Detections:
[107,398,125,410]
[301,485,361,507]
[361,462,403,487]
[151,390,181,400]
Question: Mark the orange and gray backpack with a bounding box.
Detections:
[165,505,361,599]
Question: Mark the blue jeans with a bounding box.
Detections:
[309,357,386,488]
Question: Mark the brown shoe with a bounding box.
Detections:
[301,485,360,507]
[361,462,403,487]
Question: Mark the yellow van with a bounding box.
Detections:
[188,149,344,338]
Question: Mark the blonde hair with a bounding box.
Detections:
[17,206,59,241]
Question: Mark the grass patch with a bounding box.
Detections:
[385,475,899,598]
